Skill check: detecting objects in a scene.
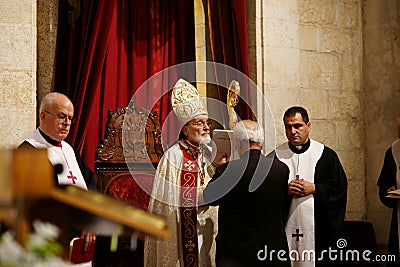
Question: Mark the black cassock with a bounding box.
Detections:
[377,145,400,267]
[275,140,347,267]
[311,145,347,266]
[204,149,291,267]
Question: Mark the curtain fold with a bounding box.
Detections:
[54,0,195,169]
[54,0,250,168]
[207,0,254,127]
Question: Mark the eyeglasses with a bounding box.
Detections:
[188,120,212,128]
[45,111,75,123]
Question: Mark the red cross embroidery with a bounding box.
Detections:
[67,171,77,184]
[292,228,304,241]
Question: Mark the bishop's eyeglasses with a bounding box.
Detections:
[188,120,212,128]
[45,111,75,124]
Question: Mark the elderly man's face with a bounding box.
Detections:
[183,115,211,146]
[40,95,74,142]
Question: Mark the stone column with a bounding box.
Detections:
[247,0,301,153]
[0,0,37,147]
[37,0,58,105]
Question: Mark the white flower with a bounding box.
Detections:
[0,231,24,265]
[24,233,46,251]
[0,220,72,266]
[32,220,59,240]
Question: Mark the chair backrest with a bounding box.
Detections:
[94,102,164,210]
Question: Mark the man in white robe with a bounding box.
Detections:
[274,106,347,267]
[144,79,220,266]
[19,92,95,251]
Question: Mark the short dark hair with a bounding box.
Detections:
[283,106,309,124]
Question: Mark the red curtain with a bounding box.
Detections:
[54,0,195,169]
[54,0,251,168]
[207,0,254,126]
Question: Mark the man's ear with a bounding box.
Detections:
[39,111,46,121]
[182,126,188,137]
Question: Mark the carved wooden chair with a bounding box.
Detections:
[94,102,164,266]
[95,102,164,210]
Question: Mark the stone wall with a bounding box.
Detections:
[246,0,400,247]
[0,0,37,147]
[299,0,364,221]
[247,0,365,219]
[364,0,400,245]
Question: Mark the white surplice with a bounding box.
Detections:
[144,142,218,267]
[276,139,324,267]
[24,128,88,191]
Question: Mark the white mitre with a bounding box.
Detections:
[171,78,208,125]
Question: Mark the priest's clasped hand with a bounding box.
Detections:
[80,230,96,251]
[288,179,316,197]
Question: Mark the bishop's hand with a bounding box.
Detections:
[214,155,227,167]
